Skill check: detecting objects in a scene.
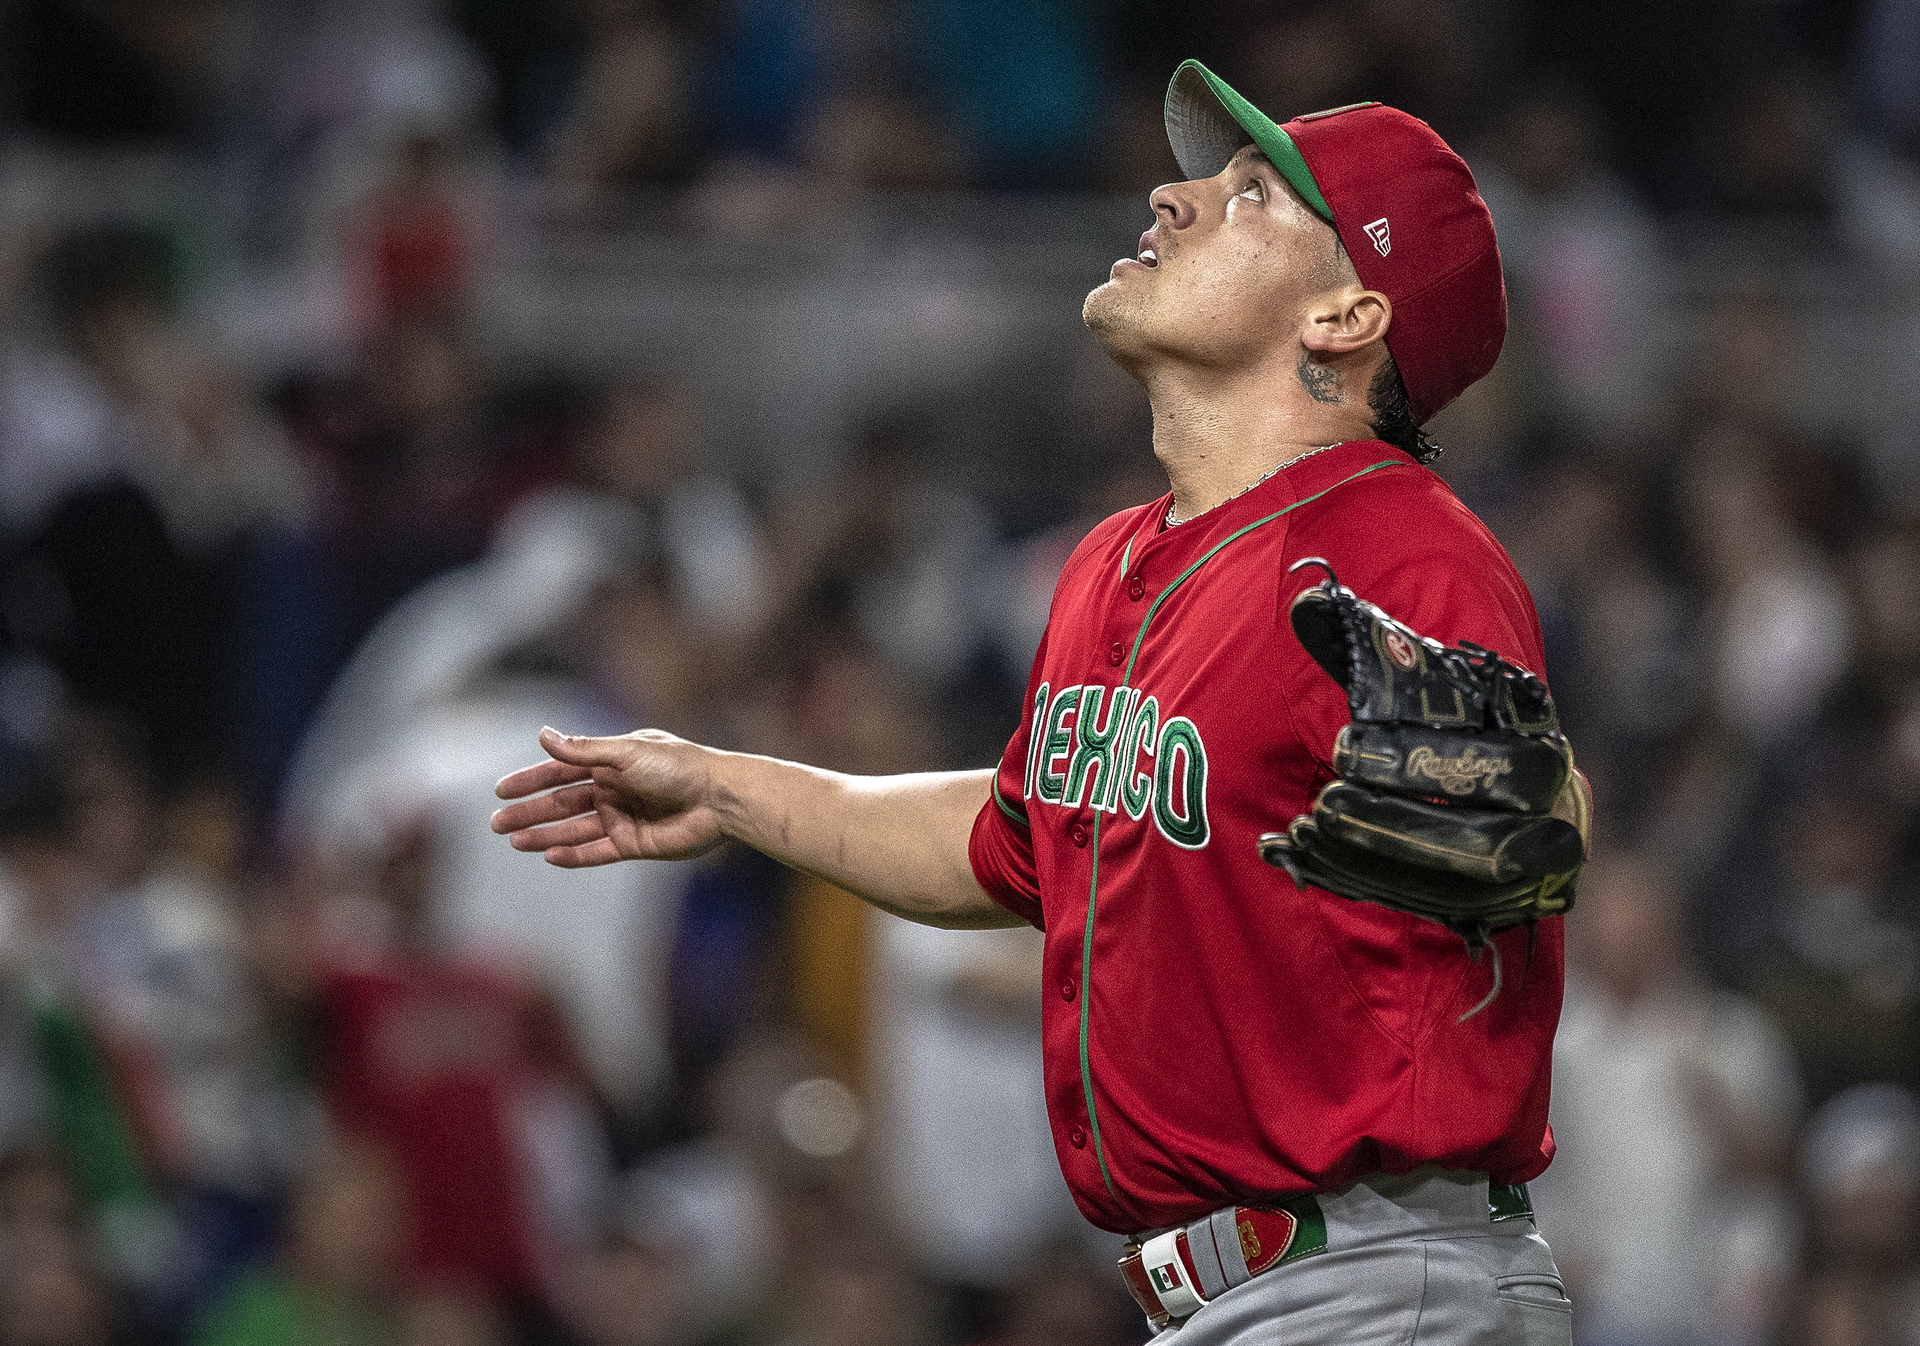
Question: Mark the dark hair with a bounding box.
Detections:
[1366,355,1442,464]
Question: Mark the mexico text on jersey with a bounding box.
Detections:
[969,441,1568,1235]
[1017,682,1210,850]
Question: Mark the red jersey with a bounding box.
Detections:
[969,441,1564,1234]
[319,956,547,1294]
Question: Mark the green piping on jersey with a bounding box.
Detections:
[993,777,1029,826]
[1076,459,1401,1204]
[1082,812,1116,1195]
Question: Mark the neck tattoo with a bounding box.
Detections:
[1165,443,1344,527]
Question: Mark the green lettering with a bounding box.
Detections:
[1035,686,1080,804]
[1098,688,1138,813]
[1121,695,1160,821]
[1153,716,1210,849]
[1064,685,1125,808]
[1023,682,1050,800]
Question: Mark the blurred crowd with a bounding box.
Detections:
[0,1,1919,1345]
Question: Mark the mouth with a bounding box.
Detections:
[1111,231,1160,277]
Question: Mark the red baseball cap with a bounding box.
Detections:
[1164,59,1506,425]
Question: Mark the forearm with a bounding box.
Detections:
[706,753,1020,929]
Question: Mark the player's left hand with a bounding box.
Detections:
[1257,559,1592,946]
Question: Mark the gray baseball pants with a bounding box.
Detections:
[1153,1169,1572,1344]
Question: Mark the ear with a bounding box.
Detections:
[1300,284,1393,356]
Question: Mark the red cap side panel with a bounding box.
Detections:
[1287,106,1507,422]
[1382,246,1508,424]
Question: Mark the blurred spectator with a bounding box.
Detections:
[0,664,84,1148]
[0,1241,117,1346]
[1839,0,1920,292]
[1679,429,1851,746]
[452,0,592,160]
[355,133,478,329]
[397,1290,509,1346]
[576,1173,700,1346]
[794,87,963,194]
[278,319,519,643]
[1501,461,1702,833]
[570,378,770,640]
[69,719,267,1178]
[1697,67,1836,221]
[1474,86,1671,435]
[1098,78,1183,195]
[60,716,288,1306]
[1784,1083,1920,1346]
[1533,852,1802,1346]
[0,225,310,791]
[774,1238,932,1346]
[763,417,1007,705]
[306,817,610,1326]
[0,698,209,1316]
[680,0,967,228]
[284,485,705,1123]
[542,1,695,215]
[869,918,1088,1331]
[1514,0,1729,207]
[695,0,825,166]
[1190,1,1475,133]
[1847,525,1920,714]
[774,642,944,1081]
[1681,293,1802,432]
[191,1141,400,1346]
[1862,0,1920,156]
[1743,784,1919,1101]
[0,1145,127,1346]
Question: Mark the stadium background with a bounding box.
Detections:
[0,1,1916,1343]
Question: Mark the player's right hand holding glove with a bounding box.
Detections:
[1258,559,1592,950]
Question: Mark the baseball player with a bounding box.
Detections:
[494,61,1578,1342]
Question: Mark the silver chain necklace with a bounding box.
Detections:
[1165,443,1343,527]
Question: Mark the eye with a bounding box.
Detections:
[1238,179,1264,202]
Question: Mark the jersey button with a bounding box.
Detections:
[1127,576,1145,601]
[1107,641,1124,666]
[1069,1125,1086,1149]
[1061,979,1077,1002]
[1069,823,1089,848]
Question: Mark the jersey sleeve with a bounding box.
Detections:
[1281,470,1548,772]
[970,798,1042,928]
[968,624,1057,929]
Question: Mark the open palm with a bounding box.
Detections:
[491,727,724,867]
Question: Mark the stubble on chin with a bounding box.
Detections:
[1082,280,1143,353]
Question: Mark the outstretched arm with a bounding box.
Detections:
[491,727,1020,930]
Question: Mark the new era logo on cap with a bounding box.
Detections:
[1364,217,1391,256]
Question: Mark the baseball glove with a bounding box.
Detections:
[1257,558,1591,949]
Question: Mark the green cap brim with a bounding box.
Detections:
[1164,59,1333,223]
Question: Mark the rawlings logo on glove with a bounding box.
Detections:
[1258,558,1591,959]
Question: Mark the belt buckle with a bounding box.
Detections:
[1119,1238,1175,1331]
[1119,1229,1208,1329]
[1118,1197,1327,1330]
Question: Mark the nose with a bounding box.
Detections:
[1148,179,1198,231]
